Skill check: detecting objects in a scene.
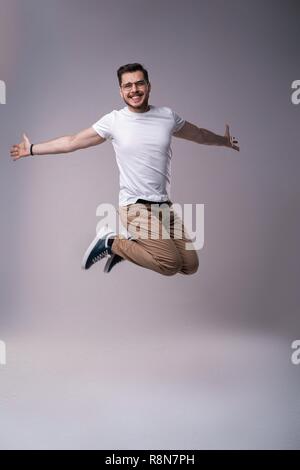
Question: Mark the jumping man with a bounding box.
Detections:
[10,63,240,276]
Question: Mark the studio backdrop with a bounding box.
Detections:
[0,0,299,450]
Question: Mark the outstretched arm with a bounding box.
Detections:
[10,127,105,161]
[173,121,240,151]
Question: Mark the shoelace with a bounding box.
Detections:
[92,248,109,263]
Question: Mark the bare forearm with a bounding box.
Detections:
[173,121,240,151]
[10,127,105,161]
[196,128,227,146]
[32,135,73,156]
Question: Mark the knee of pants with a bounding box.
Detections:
[181,253,199,275]
[157,256,183,276]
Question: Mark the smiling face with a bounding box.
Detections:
[119,70,151,113]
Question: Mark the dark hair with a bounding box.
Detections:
[117,63,149,86]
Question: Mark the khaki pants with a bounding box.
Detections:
[111,201,199,276]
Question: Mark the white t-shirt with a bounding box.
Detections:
[92,105,185,206]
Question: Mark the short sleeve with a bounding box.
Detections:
[92,111,115,140]
[171,109,185,134]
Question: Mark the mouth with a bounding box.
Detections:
[129,94,143,104]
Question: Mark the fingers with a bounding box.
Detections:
[229,133,240,151]
[225,124,240,150]
[231,137,240,151]
[10,145,19,155]
[10,144,20,160]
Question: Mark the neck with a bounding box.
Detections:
[127,103,150,113]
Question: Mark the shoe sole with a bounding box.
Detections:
[103,254,125,273]
[81,225,114,270]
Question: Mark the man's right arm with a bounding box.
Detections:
[10,127,105,161]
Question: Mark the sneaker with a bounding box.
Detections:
[104,234,134,274]
[103,253,124,273]
[81,225,116,270]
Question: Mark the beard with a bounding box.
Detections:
[123,92,150,111]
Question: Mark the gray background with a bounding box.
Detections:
[0,0,300,449]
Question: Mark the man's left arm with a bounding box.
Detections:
[173,121,240,151]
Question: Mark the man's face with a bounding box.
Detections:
[119,70,151,112]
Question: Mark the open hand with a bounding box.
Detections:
[10,133,31,161]
[224,124,240,151]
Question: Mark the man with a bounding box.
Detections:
[10,62,239,276]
